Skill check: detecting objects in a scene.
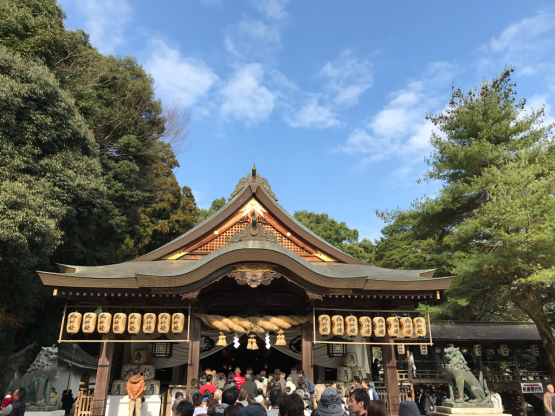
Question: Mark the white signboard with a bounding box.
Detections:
[521,383,543,393]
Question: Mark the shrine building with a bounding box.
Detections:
[39,166,453,416]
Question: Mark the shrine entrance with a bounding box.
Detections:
[200,333,299,375]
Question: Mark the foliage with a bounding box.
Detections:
[0,0,197,389]
[198,197,227,222]
[293,211,374,263]
[375,68,555,371]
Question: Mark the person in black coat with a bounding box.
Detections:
[415,389,426,415]
[61,390,75,416]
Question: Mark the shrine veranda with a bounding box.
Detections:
[40,167,453,416]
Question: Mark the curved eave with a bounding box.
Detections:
[130,180,367,265]
[39,241,454,292]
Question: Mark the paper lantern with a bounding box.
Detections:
[413,317,426,337]
[337,366,353,382]
[143,313,156,334]
[157,313,171,334]
[397,344,405,355]
[473,345,482,357]
[113,313,126,334]
[140,365,155,380]
[531,344,540,357]
[420,345,428,355]
[343,352,358,368]
[122,364,138,380]
[373,317,386,337]
[386,317,399,338]
[82,312,97,334]
[331,315,344,336]
[353,366,366,380]
[111,380,127,395]
[66,312,82,334]
[345,316,358,337]
[128,313,141,334]
[318,314,331,336]
[97,312,112,334]
[133,348,148,364]
[172,313,185,334]
[359,316,372,337]
[500,344,509,356]
[399,317,413,338]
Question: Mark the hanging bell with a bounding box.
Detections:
[216,332,227,347]
[249,335,259,350]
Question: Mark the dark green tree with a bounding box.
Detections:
[293,211,374,263]
[375,68,555,372]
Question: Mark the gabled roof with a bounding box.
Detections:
[132,168,368,264]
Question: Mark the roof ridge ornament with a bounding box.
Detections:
[230,164,278,201]
[225,213,283,244]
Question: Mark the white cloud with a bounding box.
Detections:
[220,64,276,125]
[527,94,555,127]
[320,50,373,106]
[249,0,289,20]
[334,62,456,163]
[478,11,555,81]
[224,17,282,61]
[69,0,132,54]
[145,39,219,108]
[284,96,339,129]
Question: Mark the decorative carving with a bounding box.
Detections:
[181,290,200,300]
[225,213,283,244]
[306,291,323,301]
[230,271,280,288]
[230,177,248,199]
[260,178,278,200]
[444,347,491,404]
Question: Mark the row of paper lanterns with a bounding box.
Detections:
[66,312,186,335]
[318,315,426,338]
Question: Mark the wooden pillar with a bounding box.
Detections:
[366,345,374,380]
[122,335,131,365]
[301,322,314,382]
[383,335,400,416]
[187,317,201,389]
[513,348,527,416]
[92,333,115,416]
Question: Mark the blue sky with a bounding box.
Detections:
[58,0,555,241]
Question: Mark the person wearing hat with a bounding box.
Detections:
[236,404,266,416]
[317,386,347,416]
[399,401,420,416]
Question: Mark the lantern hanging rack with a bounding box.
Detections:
[57,304,192,343]
[312,307,433,346]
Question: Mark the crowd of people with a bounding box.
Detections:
[169,367,401,416]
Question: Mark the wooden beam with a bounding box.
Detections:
[383,334,400,416]
[301,321,314,383]
[512,348,527,416]
[91,332,115,416]
[187,317,201,390]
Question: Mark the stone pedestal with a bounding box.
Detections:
[431,405,502,416]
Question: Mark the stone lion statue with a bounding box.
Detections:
[6,345,59,404]
[444,347,491,404]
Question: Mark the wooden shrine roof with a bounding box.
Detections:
[37,167,454,296]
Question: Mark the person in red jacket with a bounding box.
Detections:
[233,368,245,390]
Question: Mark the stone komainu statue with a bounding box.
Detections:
[444,347,491,404]
[6,345,59,404]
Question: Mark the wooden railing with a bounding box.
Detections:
[73,391,93,416]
